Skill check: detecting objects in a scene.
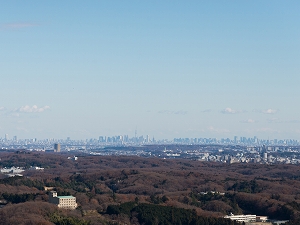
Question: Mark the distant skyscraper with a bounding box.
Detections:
[54,143,61,152]
[5,134,8,141]
[98,136,104,142]
[263,152,268,161]
[234,136,238,144]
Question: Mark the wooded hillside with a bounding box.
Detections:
[0,151,300,224]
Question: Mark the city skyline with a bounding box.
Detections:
[1,133,299,146]
[1,1,299,140]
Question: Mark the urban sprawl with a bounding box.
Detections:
[1,134,300,165]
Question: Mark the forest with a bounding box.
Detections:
[0,150,300,224]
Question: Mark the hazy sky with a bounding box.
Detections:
[1,1,299,140]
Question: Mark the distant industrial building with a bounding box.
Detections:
[49,191,77,209]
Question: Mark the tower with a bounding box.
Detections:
[54,143,61,152]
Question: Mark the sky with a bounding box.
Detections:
[1,1,299,140]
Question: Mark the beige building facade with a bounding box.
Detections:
[49,191,77,209]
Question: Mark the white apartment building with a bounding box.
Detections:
[224,214,256,223]
[49,191,77,209]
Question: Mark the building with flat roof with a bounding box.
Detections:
[49,191,77,209]
[224,214,256,223]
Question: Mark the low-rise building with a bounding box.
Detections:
[224,214,256,223]
[256,216,268,222]
[49,191,77,209]
[0,166,24,174]
[29,166,44,170]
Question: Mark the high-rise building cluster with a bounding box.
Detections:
[0,134,299,149]
[173,136,299,146]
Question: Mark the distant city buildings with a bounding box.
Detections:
[2,134,299,147]
[13,136,17,142]
[173,136,299,146]
[0,134,300,165]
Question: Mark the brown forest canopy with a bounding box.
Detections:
[0,151,300,224]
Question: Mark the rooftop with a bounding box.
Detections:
[57,196,75,199]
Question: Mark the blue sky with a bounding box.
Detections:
[1,1,299,140]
